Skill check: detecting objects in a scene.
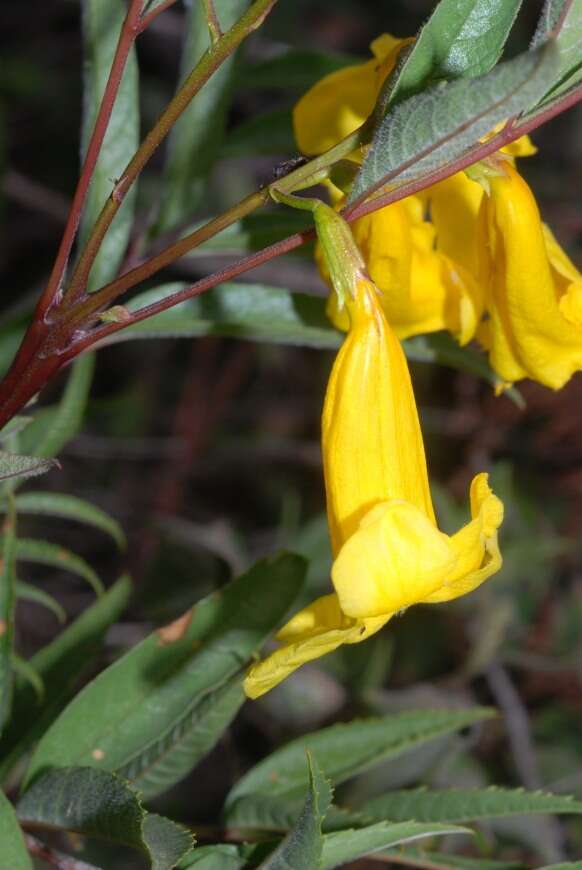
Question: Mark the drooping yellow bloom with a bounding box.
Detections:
[323,192,484,344]
[476,163,582,390]
[244,279,503,699]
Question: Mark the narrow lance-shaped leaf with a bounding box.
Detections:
[13,538,104,597]
[15,580,66,624]
[258,755,332,870]
[23,554,306,797]
[378,0,523,114]
[225,708,495,814]
[79,0,139,291]
[350,43,559,204]
[13,491,125,550]
[0,789,32,870]
[17,767,194,869]
[320,822,471,870]
[154,0,249,234]
[360,787,582,825]
[0,576,131,783]
[0,499,17,733]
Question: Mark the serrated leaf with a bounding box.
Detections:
[390,848,525,870]
[23,555,306,797]
[15,580,66,623]
[21,353,94,459]
[17,767,194,868]
[320,822,471,870]
[0,500,17,733]
[360,787,582,825]
[0,453,57,484]
[351,43,558,204]
[154,0,249,234]
[226,708,495,818]
[13,491,125,549]
[240,48,357,91]
[0,789,32,870]
[0,576,131,783]
[378,0,523,113]
[80,0,139,291]
[13,538,104,596]
[258,754,332,870]
[179,843,269,869]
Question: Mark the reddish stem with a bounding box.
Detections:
[36,0,144,323]
[139,0,179,32]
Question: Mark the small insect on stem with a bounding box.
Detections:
[272,156,308,181]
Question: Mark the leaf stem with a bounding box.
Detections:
[139,0,180,32]
[71,83,582,350]
[202,0,223,45]
[64,0,279,305]
[35,0,145,322]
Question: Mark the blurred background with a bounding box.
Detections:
[0,1,581,866]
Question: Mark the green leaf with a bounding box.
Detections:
[13,491,125,549]
[15,580,66,623]
[378,0,523,113]
[116,283,341,349]
[0,417,32,443]
[13,538,104,596]
[0,789,32,870]
[0,452,57,485]
[532,0,582,102]
[221,109,296,157]
[17,767,194,868]
[185,211,312,256]
[154,0,249,234]
[320,822,471,870]
[23,554,306,797]
[351,43,558,203]
[360,787,582,825]
[11,655,44,703]
[225,708,495,817]
[179,843,268,869]
[109,285,518,398]
[258,754,332,870]
[0,576,131,782]
[240,48,357,91]
[388,849,525,870]
[80,0,139,291]
[21,353,95,459]
[0,500,17,733]
[535,864,582,870]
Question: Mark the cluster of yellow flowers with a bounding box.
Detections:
[243,35,582,699]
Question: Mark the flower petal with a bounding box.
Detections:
[323,281,435,554]
[478,164,582,389]
[422,473,503,603]
[332,500,457,619]
[243,593,388,699]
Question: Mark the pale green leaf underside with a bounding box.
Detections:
[351,44,558,202]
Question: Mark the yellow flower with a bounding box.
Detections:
[323,192,484,344]
[244,280,503,699]
[476,162,582,389]
[293,34,408,156]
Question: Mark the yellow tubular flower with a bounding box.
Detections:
[244,280,503,699]
[476,163,582,389]
[322,193,483,344]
